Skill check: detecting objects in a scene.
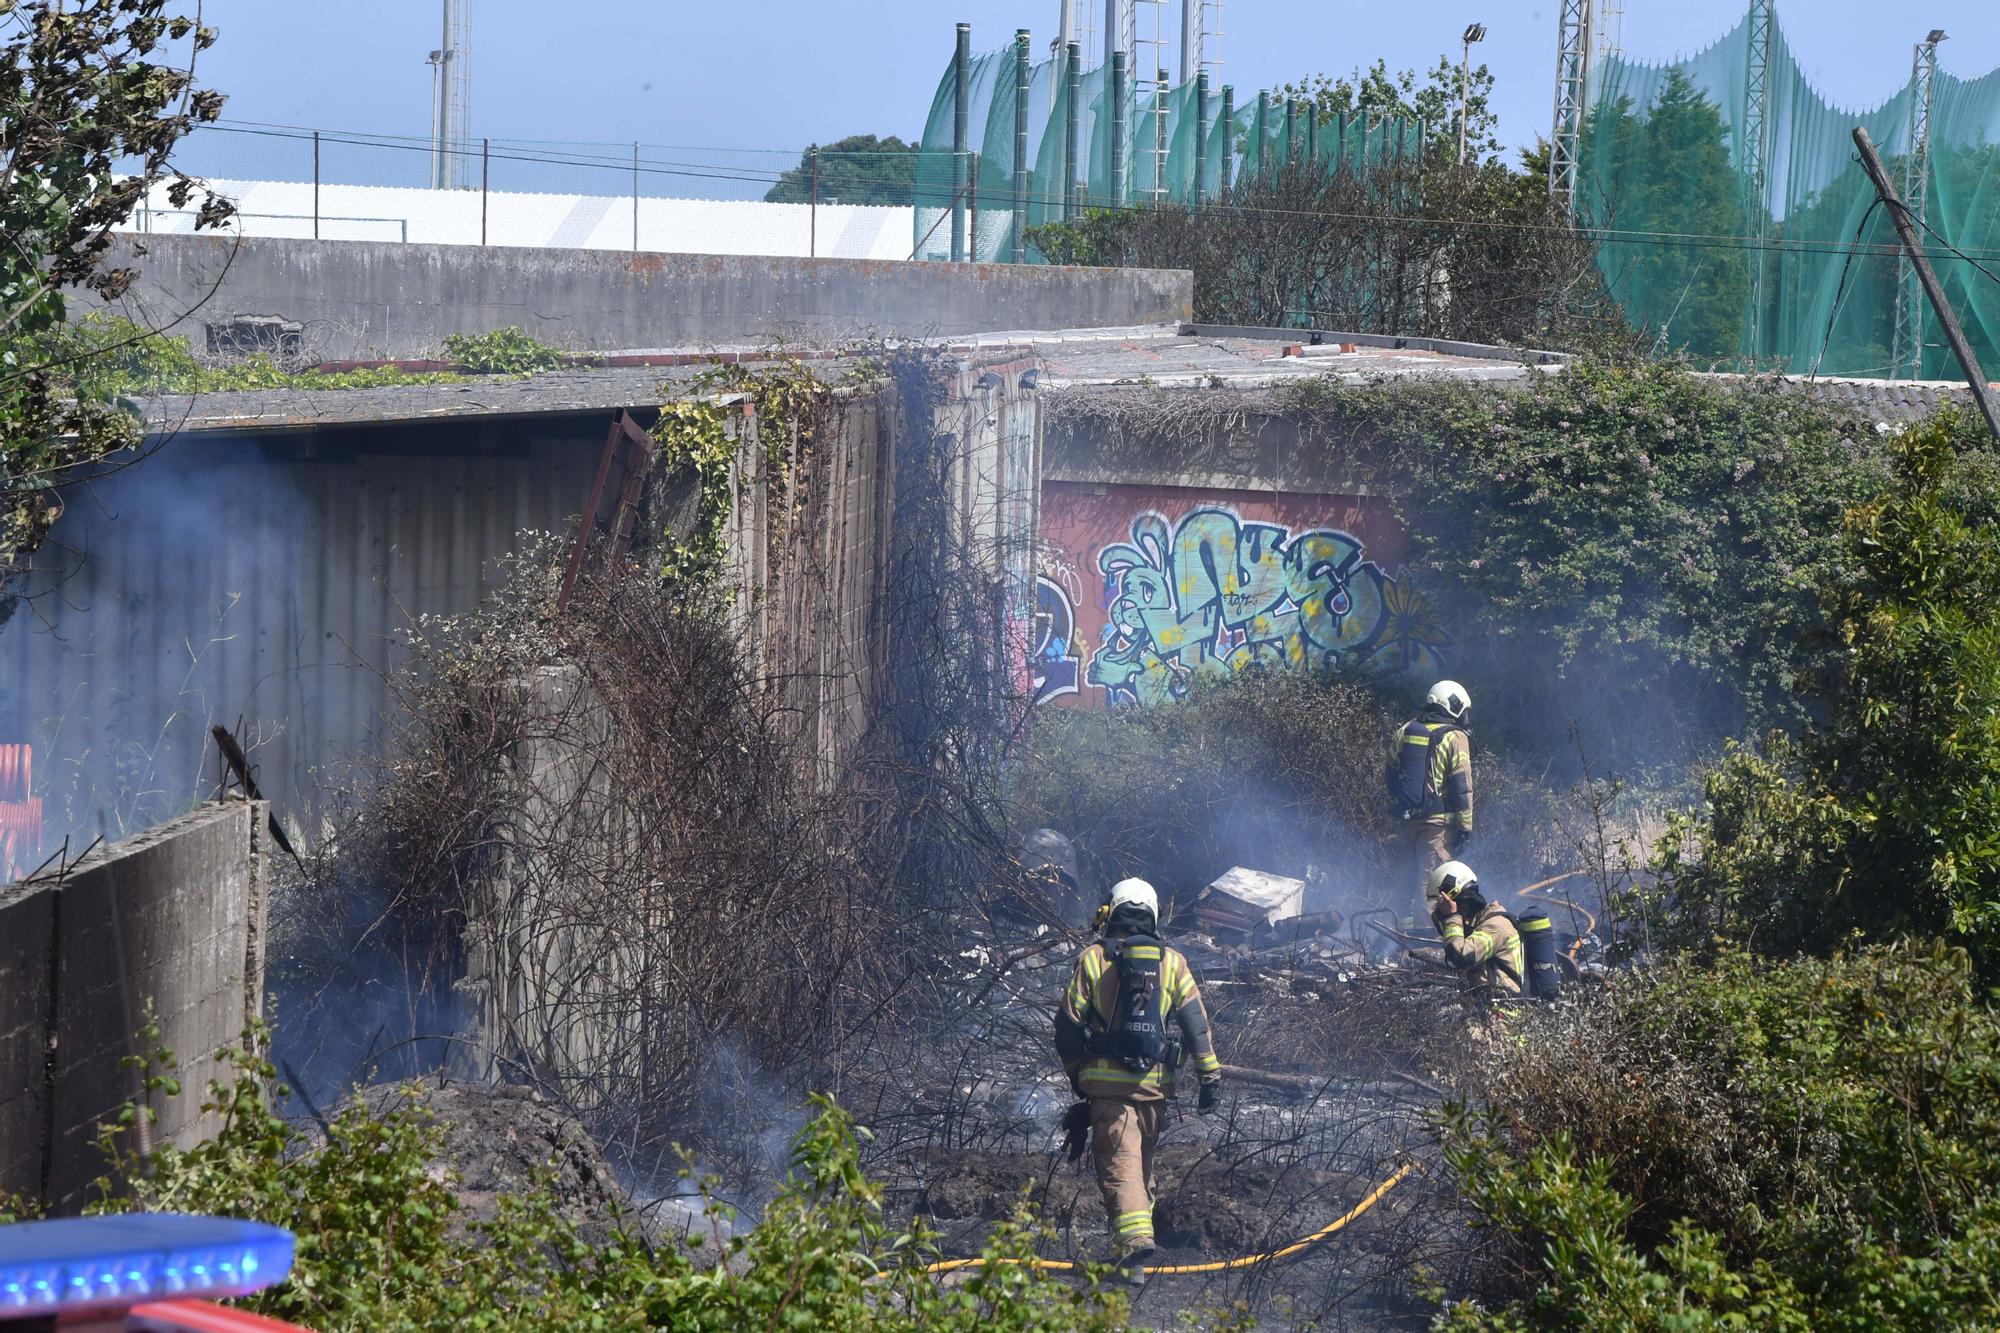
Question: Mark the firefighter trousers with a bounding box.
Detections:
[1406,821,1458,921]
[1089,1096,1164,1255]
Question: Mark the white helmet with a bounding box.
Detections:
[1425,860,1477,903]
[1107,877,1159,919]
[1426,679,1471,722]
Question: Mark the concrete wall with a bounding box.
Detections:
[0,801,266,1213]
[105,234,1193,360]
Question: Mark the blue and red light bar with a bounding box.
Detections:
[0,1215,294,1326]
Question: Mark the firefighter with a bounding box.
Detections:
[1387,680,1474,924]
[1427,860,1523,1005]
[1053,877,1222,1282]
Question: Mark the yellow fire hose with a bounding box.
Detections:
[921,1160,1413,1278]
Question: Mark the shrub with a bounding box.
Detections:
[97,1038,1127,1333]
[1655,412,2000,970]
[442,326,568,375]
[1435,941,2000,1329]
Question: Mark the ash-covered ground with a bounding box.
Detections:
[372,891,1604,1329]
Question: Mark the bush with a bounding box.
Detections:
[1435,941,2000,1329]
[97,1037,1127,1333]
[442,326,568,375]
[1655,412,2000,970]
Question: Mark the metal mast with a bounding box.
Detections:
[1179,0,1201,84]
[1893,29,1946,380]
[431,0,472,189]
[1549,0,1592,206]
[1742,0,1774,360]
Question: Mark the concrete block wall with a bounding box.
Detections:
[0,801,266,1213]
[102,234,1194,361]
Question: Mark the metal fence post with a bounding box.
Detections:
[481,137,490,244]
[810,147,819,258]
[1064,41,1081,217]
[952,23,971,262]
[1255,91,1268,178]
[1220,84,1234,195]
[312,130,321,239]
[632,141,640,252]
[1194,72,1208,206]
[1110,49,1128,206]
[1013,29,1031,262]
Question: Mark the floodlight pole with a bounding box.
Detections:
[1854,125,2000,442]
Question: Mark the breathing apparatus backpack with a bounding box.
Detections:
[1518,909,1563,1001]
[1388,720,1461,817]
[1086,934,1178,1073]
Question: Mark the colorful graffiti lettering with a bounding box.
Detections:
[1084,508,1448,706]
[1032,575,1082,704]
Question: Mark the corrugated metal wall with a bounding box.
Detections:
[0,419,601,850]
[0,363,1043,864]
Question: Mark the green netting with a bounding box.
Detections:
[915,46,1418,263]
[1583,3,2000,376]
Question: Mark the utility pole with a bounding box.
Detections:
[1893,29,1947,380]
[1459,23,1486,166]
[1853,125,2000,442]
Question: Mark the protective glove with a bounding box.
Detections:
[1197,1079,1222,1116]
[1061,1100,1092,1163]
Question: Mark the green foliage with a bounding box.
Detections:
[764,134,919,207]
[1435,942,2000,1330]
[97,1036,1126,1332]
[1583,71,1750,362]
[1294,357,1888,767]
[1281,55,1500,163]
[650,359,829,588]
[39,314,468,394]
[1,0,232,624]
[1656,412,2000,968]
[442,326,568,375]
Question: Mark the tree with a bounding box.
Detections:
[1582,69,1750,363]
[1281,55,1500,163]
[1,0,234,628]
[764,133,918,207]
[1655,412,2000,972]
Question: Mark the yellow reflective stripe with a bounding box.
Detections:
[1520,916,1553,933]
[1467,928,1498,961]
[1194,1051,1221,1074]
[1402,733,1434,746]
[1113,1212,1154,1235]
[1122,945,1162,960]
[1441,922,1466,940]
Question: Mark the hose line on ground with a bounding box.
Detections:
[921,1160,1414,1278]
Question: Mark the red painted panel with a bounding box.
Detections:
[1032,482,1448,709]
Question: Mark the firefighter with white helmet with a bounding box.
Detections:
[1427,860,1524,1003]
[1387,680,1475,923]
[1052,876,1222,1283]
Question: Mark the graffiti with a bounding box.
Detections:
[1031,575,1082,704]
[1084,508,1448,707]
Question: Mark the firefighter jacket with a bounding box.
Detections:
[1053,936,1220,1101]
[1438,900,1523,999]
[1390,713,1474,833]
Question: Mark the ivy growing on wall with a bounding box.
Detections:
[648,358,835,588]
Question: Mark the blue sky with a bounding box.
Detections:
[190,1,2000,168]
